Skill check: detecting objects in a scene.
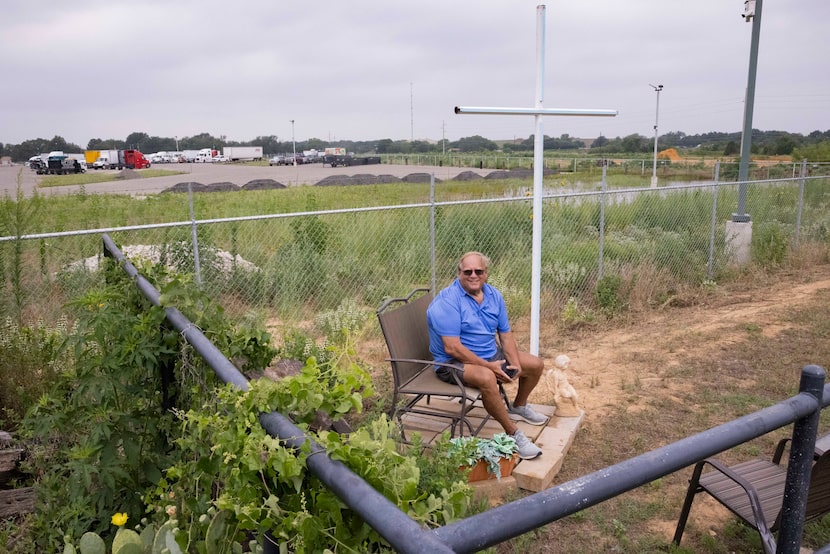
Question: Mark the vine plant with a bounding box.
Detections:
[17,256,475,553]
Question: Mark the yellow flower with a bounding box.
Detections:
[111,512,128,527]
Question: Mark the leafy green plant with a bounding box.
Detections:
[17,258,277,551]
[752,221,790,268]
[149,363,472,552]
[445,433,518,480]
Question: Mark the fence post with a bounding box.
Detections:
[430,173,436,295]
[188,182,202,285]
[794,159,807,251]
[707,162,721,280]
[777,364,826,553]
[597,163,607,281]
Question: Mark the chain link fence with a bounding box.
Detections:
[2,172,829,332]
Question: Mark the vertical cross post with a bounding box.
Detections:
[455,4,617,354]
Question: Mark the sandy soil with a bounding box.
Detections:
[519,270,830,425]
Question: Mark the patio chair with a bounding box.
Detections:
[673,437,830,554]
[377,288,506,439]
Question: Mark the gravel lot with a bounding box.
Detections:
[0,162,490,198]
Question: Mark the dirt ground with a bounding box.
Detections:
[517,267,830,426]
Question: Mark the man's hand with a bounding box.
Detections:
[494,360,520,382]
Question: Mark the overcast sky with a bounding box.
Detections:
[1,0,827,148]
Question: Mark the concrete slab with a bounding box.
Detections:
[513,411,585,492]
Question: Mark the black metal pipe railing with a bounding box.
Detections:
[103,233,829,553]
[102,234,453,554]
[433,366,829,553]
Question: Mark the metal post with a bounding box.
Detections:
[188,182,201,285]
[734,0,763,222]
[598,162,606,280]
[430,173,436,296]
[649,84,663,188]
[794,159,807,251]
[530,4,545,355]
[777,365,825,552]
[707,162,721,280]
[291,119,296,167]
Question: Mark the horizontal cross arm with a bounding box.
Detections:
[454,106,618,117]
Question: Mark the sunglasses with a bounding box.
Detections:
[461,269,486,276]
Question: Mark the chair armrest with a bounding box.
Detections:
[772,438,790,464]
[385,357,468,390]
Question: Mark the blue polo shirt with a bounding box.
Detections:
[427,279,511,364]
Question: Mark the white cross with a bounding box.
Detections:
[455,4,617,355]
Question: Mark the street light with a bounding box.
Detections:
[733,0,763,223]
[174,135,179,153]
[649,83,663,188]
[290,120,296,166]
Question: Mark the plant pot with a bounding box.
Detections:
[465,454,518,482]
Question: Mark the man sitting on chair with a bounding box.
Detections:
[427,251,546,460]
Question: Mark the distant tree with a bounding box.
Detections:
[453,135,498,153]
[87,138,125,150]
[125,132,151,151]
[375,139,393,154]
[620,134,648,153]
[723,141,740,156]
[792,141,830,162]
[591,135,609,149]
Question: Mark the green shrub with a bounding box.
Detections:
[752,221,790,268]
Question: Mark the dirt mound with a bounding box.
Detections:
[452,171,485,181]
[316,175,357,186]
[162,182,207,193]
[204,182,240,192]
[401,173,441,183]
[116,169,141,180]
[658,148,682,161]
[242,179,286,190]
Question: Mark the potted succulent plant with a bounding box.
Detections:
[447,433,519,482]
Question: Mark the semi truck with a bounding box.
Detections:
[92,149,121,170]
[323,147,381,168]
[84,150,101,166]
[222,146,263,162]
[30,151,86,175]
[90,149,151,170]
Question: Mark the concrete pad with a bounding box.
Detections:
[513,411,585,492]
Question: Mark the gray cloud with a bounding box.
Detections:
[1,0,827,147]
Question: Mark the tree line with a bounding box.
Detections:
[1,128,829,163]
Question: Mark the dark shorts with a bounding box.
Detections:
[434,348,504,384]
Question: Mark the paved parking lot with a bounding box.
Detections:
[0,162,488,198]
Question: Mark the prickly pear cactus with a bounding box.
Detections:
[151,520,183,554]
[112,527,144,554]
[78,532,106,554]
[205,509,230,554]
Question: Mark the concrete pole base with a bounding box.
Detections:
[725,220,753,267]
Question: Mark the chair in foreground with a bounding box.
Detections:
[377,288,490,439]
[673,438,830,554]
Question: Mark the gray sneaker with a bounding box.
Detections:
[512,429,542,460]
[508,403,548,426]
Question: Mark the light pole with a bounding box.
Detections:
[734,0,763,223]
[290,119,296,166]
[649,83,663,188]
[174,135,179,153]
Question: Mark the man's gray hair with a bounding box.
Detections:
[457,251,491,272]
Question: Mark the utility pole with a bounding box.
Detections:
[649,84,663,188]
[290,120,296,166]
[734,0,763,223]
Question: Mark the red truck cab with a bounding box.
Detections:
[122,150,151,169]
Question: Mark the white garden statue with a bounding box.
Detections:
[546,354,581,417]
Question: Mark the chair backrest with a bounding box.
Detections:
[804,450,830,522]
[377,290,433,387]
